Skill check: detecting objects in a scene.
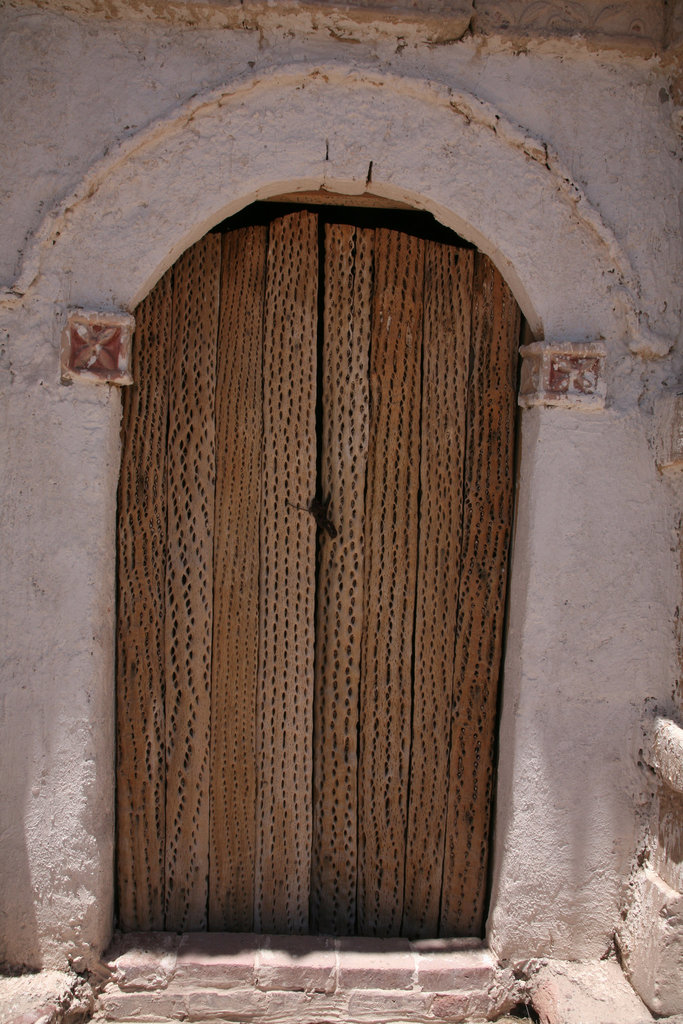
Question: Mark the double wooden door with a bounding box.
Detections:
[116,206,520,939]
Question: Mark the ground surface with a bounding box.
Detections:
[0,967,95,1023]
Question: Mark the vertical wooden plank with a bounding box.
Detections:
[208,226,267,930]
[310,223,373,935]
[401,243,474,938]
[164,234,221,931]
[440,253,519,936]
[116,269,172,931]
[357,227,424,937]
[255,211,319,934]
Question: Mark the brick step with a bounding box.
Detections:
[99,1020,525,1024]
[97,932,518,1023]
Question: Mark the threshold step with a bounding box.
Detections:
[97,932,519,1023]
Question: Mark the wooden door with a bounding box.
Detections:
[116,206,520,938]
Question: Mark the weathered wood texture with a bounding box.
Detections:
[310,224,373,934]
[357,228,425,937]
[255,212,319,934]
[401,243,474,938]
[164,236,221,931]
[116,267,173,931]
[117,213,519,939]
[440,253,520,936]
[209,226,267,930]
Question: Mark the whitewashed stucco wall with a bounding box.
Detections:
[0,0,681,971]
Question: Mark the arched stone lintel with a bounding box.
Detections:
[0,64,671,359]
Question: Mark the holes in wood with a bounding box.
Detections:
[116,206,520,939]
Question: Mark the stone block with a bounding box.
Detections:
[413,942,495,991]
[255,934,336,993]
[337,936,415,989]
[262,989,340,1022]
[430,991,470,1022]
[621,868,683,1016]
[108,932,180,992]
[175,932,259,989]
[346,988,433,1021]
[185,985,268,1020]
[643,716,683,794]
[531,959,652,1024]
[431,990,488,1022]
[97,985,188,1020]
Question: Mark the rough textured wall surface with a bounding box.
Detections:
[489,408,679,961]
[0,0,681,971]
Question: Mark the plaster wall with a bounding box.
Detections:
[489,408,679,961]
[0,0,681,972]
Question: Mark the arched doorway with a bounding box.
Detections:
[115,202,521,940]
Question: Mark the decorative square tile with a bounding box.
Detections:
[519,341,607,410]
[61,309,135,385]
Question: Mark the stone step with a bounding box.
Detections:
[98,985,507,1023]
[97,932,518,1023]
[98,1020,528,1024]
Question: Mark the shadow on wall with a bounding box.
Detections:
[1,666,44,968]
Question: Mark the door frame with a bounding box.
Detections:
[114,199,524,940]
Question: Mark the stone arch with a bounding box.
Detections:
[2,64,662,357]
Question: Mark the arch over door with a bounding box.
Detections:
[116,206,520,939]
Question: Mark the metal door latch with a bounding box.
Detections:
[287,495,337,539]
